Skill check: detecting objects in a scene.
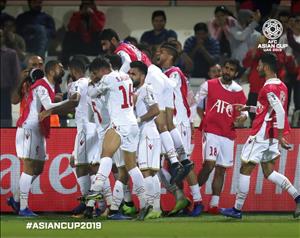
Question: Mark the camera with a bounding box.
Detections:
[24,68,45,84]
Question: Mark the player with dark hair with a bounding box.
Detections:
[157,42,203,216]
[99,28,187,185]
[197,58,248,214]
[7,60,77,216]
[221,53,300,219]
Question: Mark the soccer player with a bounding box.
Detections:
[84,57,150,220]
[220,53,300,219]
[99,29,188,184]
[157,42,203,216]
[197,59,248,214]
[129,61,162,219]
[66,58,100,215]
[8,60,77,216]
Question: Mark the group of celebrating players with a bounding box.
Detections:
[7,28,300,220]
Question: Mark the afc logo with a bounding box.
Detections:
[210,99,233,117]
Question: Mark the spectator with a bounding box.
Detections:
[286,13,300,124]
[235,0,281,29]
[278,11,293,56]
[140,10,177,47]
[291,0,300,15]
[208,6,237,61]
[183,22,220,78]
[16,0,55,57]
[1,18,26,63]
[227,9,261,64]
[0,0,14,24]
[61,0,105,66]
[168,39,193,76]
[0,29,21,127]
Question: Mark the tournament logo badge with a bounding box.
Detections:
[258,19,288,52]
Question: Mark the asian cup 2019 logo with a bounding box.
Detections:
[258,19,288,52]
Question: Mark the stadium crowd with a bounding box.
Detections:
[1,0,300,220]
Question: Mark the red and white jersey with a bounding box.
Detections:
[17,78,57,137]
[199,78,247,140]
[135,83,158,134]
[68,77,90,131]
[164,66,191,126]
[88,71,137,126]
[88,95,110,135]
[251,78,290,140]
[115,42,152,73]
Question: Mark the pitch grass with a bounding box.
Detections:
[1,213,299,238]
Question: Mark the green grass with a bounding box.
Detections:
[1,214,299,238]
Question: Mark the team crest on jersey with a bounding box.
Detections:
[183,131,187,136]
[36,146,39,154]
[80,139,84,146]
[148,144,153,150]
[25,133,30,140]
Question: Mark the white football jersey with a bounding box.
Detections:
[68,77,90,131]
[168,71,190,126]
[135,83,158,132]
[88,94,110,136]
[22,78,55,130]
[88,71,137,126]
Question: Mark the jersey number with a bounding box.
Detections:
[119,85,133,109]
[209,146,217,157]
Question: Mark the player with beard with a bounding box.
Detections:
[99,29,189,185]
[220,53,300,219]
[197,59,248,214]
[8,60,78,216]
[156,42,203,216]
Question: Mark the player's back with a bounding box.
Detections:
[103,71,137,126]
[115,42,152,66]
[68,77,90,130]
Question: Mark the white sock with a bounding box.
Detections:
[170,128,187,161]
[77,175,91,196]
[152,174,161,211]
[103,178,112,206]
[189,184,202,202]
[144,176,155,206]
[128,167,146,208]
[160,131,178,164]
[91,157,112,192]
[19,172,33,210]
[268,171,300,199]
[123,184,132,203]
[110,180,124,211]
[234,174,250,211]
[210,195,220,207]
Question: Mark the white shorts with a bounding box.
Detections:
[74,128,99,165]
[113,124,140,153]
[95,132,124,167]
[16,127,47,161]
[241,136,280,164]
[138,126,161,171]
[176,123,192,155]
[164,86,174,109]
[203,132,234,167]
